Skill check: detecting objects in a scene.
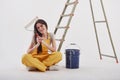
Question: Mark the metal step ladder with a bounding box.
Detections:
[54,0,78,51]
[89,0,118,63]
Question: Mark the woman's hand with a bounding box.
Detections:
[36,36,43,43]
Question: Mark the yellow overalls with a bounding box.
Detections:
[21,33,62,72]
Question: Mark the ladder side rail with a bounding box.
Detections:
[54,0,70,34]
[89,0,102,59]
[100,0,118,63]
[57,26,69,51]
[67,0,78,26]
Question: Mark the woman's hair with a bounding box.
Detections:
[34,19,48,53]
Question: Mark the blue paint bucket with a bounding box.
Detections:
[65,43,80,69]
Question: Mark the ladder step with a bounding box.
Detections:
[94,21,106,23]
[66,0,78,6]
[56,26,69,29]
[55,39,65,41]
[61,13,74,17]
[101,54,116,58]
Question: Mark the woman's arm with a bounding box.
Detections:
[27,42,40,53]
[42,39,56,52]
[42,33,56,52]
[27,35,40,53]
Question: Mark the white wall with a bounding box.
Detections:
[0,0,120,67]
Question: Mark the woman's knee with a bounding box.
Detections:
[57,52,62,60]
[53,52,62,60]
[21,54,31,63]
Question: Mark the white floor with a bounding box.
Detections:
[0,53,120,80]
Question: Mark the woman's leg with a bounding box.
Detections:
[42,52,62,67]
[21,54,47,72]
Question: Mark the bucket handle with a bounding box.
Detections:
[65,43,80,50]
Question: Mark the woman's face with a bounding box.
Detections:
[36,23,47,34]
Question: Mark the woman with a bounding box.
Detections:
[22,19,62,72]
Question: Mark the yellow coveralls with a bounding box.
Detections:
[21,33,62,72]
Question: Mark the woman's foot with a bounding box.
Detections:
[47,65,59,71]
[26,67,38,71]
